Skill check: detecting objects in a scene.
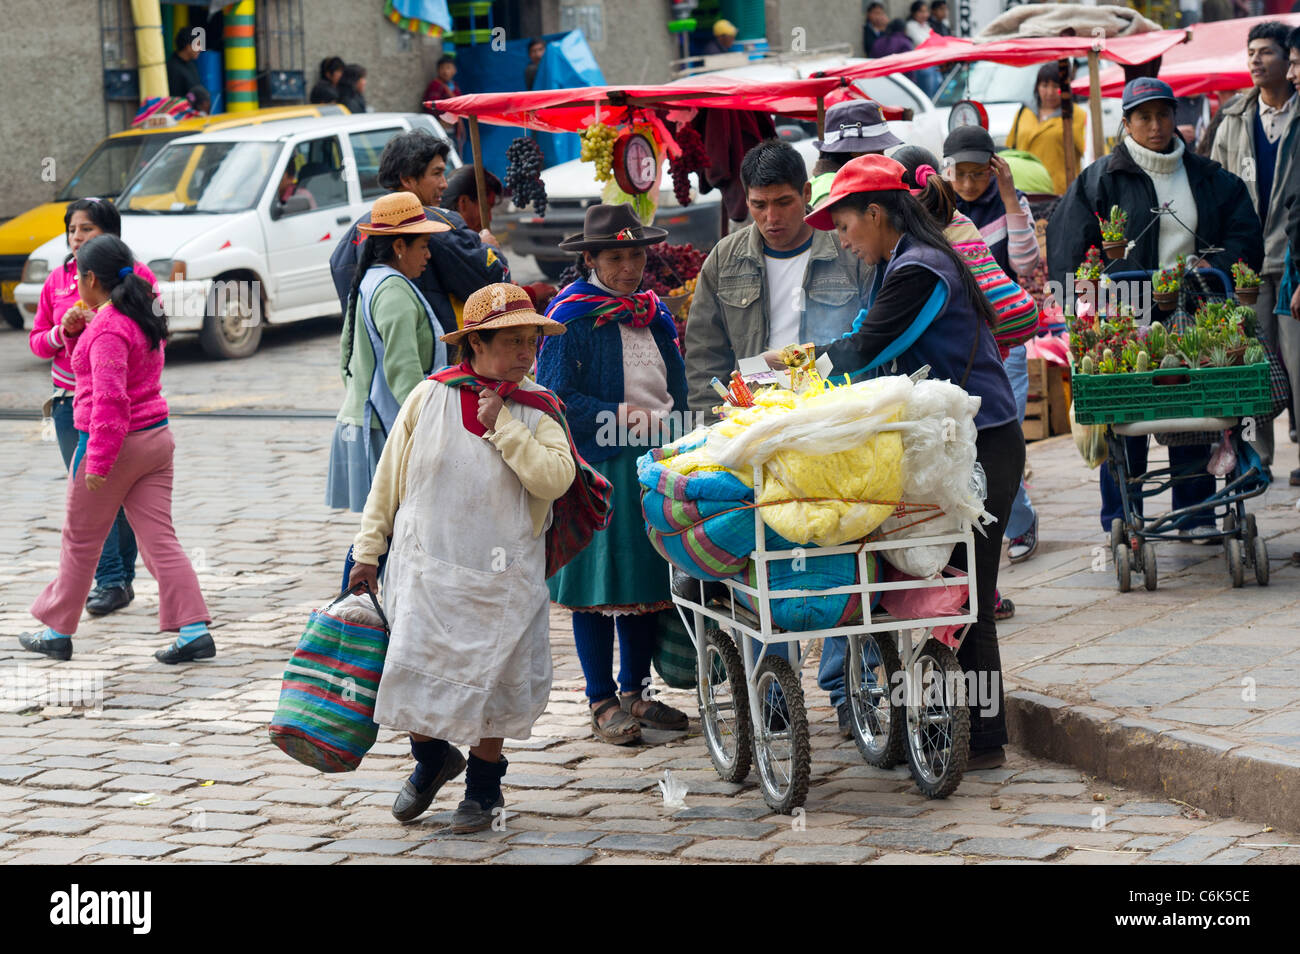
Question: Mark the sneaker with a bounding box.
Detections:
[994,596,1016,621]
[19,630,72,661]
[1179,526,1218,545]
[1007,514,1038,564]
[836,702,852,739]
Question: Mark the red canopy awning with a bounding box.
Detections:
[817,28,1190,81]
[431,75,847,133]
[1072,13,1300,98]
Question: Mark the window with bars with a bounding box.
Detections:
[256,0,307,101]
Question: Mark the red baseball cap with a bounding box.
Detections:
[805,154,909,231]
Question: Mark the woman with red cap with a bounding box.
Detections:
[768,153,1024,770]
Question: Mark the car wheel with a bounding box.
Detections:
[198,275,263,359]
[536,257,571,281]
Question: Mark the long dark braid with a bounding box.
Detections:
[341,234,399,377]
[836,190,998,329]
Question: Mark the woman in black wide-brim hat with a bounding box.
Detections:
[538,204,692,746]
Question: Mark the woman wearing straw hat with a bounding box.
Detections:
[327,192,450,585]
[347,282,609,831]
[539,204,691,746]
[774,154,1023,771]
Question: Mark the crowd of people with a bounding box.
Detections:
[16,17,1300,835]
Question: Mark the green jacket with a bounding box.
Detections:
[336,274,438,428]
[683,223,874,415]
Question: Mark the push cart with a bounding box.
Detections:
[1073,268,1274,592]
[669,464,981,813]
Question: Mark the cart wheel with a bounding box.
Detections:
[844,631,904,768]
[1141,542,1158,591]
[1225,537,1245,588]
[1244,513,1258,548]
[1114,542,1132,592]
[1254,536,1270,587]
[1224,511,1237,535]
[698,629,752,783]
[752,654,810,814]
[902,637,970,799]
[1109,517,1125,552]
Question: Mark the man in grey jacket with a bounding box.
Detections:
[685,139,874,415]
[684,138,874,735]
[1211,20,1299,477]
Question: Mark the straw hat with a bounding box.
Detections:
[440,282,566,344]
[356,191,451,236]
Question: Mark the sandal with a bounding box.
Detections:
[591,697,641,745]
[621,693,689,731]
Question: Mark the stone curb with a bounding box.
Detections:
[1006,690,1300,831]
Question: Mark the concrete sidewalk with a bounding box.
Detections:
[1,413,1299,863]
[998,416,1300,829]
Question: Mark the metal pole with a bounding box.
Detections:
[468,115,491,230]
[1087,49,1105,160]
[1058,57,1078,187]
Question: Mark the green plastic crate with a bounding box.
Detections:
[1071,362,1271,425]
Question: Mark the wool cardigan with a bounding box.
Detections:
[536,304,688,465]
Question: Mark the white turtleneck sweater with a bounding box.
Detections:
[1124,136,1198,267]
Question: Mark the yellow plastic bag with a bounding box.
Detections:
[1070,402,1108,469]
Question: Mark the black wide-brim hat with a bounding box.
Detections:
[558,203,667,252]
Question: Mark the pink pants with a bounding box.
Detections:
[30,425,209,636]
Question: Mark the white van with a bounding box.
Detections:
[14,113,459,358]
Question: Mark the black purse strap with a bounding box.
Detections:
[326,584,390,633]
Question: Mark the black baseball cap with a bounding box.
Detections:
[1121,77,1176,114]
[943,125,995,165]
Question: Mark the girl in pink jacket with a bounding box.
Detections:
[23,234,213,664]
[29,198,157,617]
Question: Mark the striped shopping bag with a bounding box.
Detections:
[268,589,389,773]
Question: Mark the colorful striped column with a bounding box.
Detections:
[224,0,258,112]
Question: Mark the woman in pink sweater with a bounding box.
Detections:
[22,234,212,664]
[29,198,157,617]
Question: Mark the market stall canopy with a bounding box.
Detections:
[1072,13,1300,98]
[815,29,1189,81]
[430,75,847,133]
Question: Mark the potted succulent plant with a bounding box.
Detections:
[1097,205,1129,259]
[1231,259,1261,305]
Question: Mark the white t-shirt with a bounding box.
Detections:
[764,236,813,350]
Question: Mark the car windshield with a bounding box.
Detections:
[853,77,926,112]
[56,134,183,201]
[118,141,280,214]
[934,61,1066,107]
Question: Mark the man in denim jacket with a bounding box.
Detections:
[684,138,875,735]
[685,139,875,415]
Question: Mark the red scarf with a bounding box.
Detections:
[429,362,612,577]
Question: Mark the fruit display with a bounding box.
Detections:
[504,137,548,215]
[667,124,707,206]
[642,241,706,297]
[580,122,619,183]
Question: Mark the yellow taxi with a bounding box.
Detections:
[0,103,346,328]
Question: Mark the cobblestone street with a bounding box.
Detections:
[3,312,1300,865]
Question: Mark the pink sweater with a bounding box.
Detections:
[70,303,169,477]
[30,259,158,391]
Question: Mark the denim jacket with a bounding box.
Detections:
[683,222,874,414]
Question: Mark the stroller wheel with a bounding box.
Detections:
[1141,543,1158,591]
[1225,537,1245,588]
[1114,543,1132,592]
[1254,536,1270,587]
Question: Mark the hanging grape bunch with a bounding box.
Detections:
[667,125,707,206]
[505,137,548,215]
[580,122,618,183]
[641,242,706,296]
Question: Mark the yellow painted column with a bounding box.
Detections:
[224,0,258,112]
[130,0,168,102]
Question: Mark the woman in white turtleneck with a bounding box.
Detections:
[1046,78,1265,546]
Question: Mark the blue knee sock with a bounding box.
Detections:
[409,738,450,792]
[175,622,209,647]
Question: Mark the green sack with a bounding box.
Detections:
[651,609,697,690]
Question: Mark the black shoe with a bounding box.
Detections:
[154,632,215,664]
[86,584,133,616]
[391,748,467,823]
[837,702,853,739]
[451,793,504,833]
[19,631,72,661]
[967,746,1007,770]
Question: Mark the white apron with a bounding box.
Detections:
[374,380,554,745]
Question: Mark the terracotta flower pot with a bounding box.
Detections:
[1153,290,1178,309]
[1234,285,1259,305]
[1103,240,1126,260]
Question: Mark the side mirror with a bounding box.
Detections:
[271,194,313,219]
